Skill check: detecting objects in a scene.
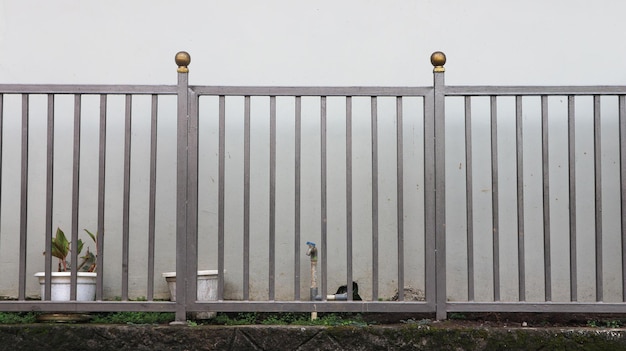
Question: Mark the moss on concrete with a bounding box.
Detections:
[1,324,626,350]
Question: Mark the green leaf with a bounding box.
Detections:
[84,229,97,245]
[78,249,96,272]
[75,238,84,256]
[51,228,69,261]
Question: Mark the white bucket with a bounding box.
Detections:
[162,270,219,319]
[34,272,97,301]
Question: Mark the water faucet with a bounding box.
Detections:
[306,241,317,261]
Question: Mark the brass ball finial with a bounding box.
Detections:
[430,51,446,72]
[175,51,191,73]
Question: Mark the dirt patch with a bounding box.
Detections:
[359,312,626,328]
[210,311,626,329]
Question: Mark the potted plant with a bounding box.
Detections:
[34,228,98,301]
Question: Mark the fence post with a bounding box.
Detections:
[173,51,191,324]
[431,51,447,320]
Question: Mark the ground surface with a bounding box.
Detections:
[3,320,626,351]
[360,312,626,328]
[3,313,626,350]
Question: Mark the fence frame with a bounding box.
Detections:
[0,52,623,322]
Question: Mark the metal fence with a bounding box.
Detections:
[0,52,624,322]
[0,84,178,314]
[443,83,626,319]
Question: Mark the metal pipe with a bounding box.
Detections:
[306,241,318,301]
[306,241,319,320]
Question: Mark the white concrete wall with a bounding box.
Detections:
[0,0,625,301]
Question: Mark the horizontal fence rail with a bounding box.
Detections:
[190,86,433,97]
[444,86,626,95]
[0,52,623,322]
[0,84,177,95]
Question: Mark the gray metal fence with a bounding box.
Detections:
[0,52,623,322]
[443,85,626,319]
[0,84,177,314]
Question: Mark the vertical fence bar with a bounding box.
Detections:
[70,94,82,301]
[321,96,328,300]
[432,52,447,320]
[396,96,405,301]
[541,95,551,301]
[18,94,29,301]
[174,52,190,323]
[593,95,603,302]
[97,94,107,301]
[370,96,379,301]
[147,95,158,301]
[491,96,500,301]
[187,91,199,305]
[121,94,132,301]
[516,96,526,302]
[293,96,301,300]
[465,96,475,301]
[0,97,2,268]
[618,95,626,302]
[346,96,353,300]
[218,95,226,300]
[424,92,436,309]
[269,96,276,300]
[44,94,54,300]
[568,95,577,302]
[0,94,2,244]
[244,96,251,300]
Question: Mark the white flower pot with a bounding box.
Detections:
[162,270,218,319]
[34,272,97,301]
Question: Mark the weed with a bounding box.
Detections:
[209,312,367,326]
[260,315,289,325]
[0,312,38,324]
[213,312,259,325]
[310,313,367,327]
[401,318,431,325]
[605,320,621,328]
[90,312,174,324]
[586,319,622,329]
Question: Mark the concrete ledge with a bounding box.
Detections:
[2,324,626,350]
